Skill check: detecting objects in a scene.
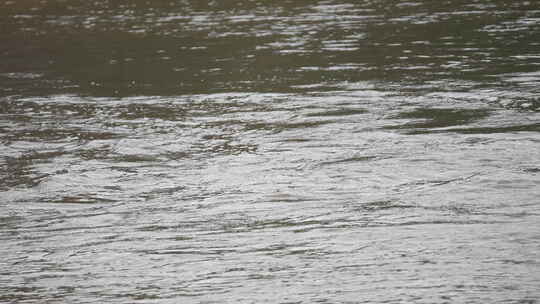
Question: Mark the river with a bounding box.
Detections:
[1,0,539,303]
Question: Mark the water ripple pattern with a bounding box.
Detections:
[1,0,539,303]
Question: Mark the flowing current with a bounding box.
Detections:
[1,0,540,303]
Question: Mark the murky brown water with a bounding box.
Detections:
[1,0,540,303]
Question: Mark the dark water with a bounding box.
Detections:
[1,0,540,303]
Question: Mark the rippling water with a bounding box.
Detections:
[1,0,540,303]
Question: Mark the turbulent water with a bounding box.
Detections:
[1,0,540,303]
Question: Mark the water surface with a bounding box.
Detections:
[1,0,540,303]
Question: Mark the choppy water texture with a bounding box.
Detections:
[1,0,540,303]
